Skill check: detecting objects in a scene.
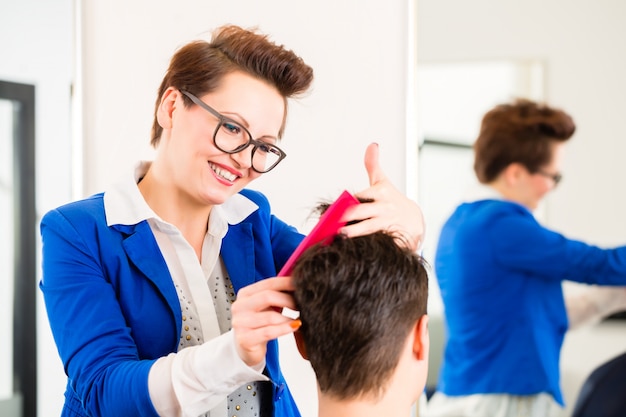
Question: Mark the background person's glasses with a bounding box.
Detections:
[181,90,286,173]
[536,169,563,186]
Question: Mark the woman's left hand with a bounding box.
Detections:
[341,143,425,251]
[231,276,301,367]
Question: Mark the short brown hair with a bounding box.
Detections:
[473,98,576,183]
[293,231,428,399]
[150,25,314,147]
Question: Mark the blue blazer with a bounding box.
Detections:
[40,189,304,417]
[435,199,626,405]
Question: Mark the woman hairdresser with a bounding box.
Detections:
[39,25,424,417]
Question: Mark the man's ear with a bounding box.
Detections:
[156,87,180,130]
[293,330,308,360]
[412,314,429,361]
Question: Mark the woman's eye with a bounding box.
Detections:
[222,122,242,135]
[257,143,271,153]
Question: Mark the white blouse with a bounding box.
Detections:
[103,161,269,417]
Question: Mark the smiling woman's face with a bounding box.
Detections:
[158,71,285,207]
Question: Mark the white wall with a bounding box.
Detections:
[417,0,626,415]
[75,2,413,417]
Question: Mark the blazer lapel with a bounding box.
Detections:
[221,222,256,292]
[117,221,181,323]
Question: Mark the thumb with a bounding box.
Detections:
[364,142,387,185]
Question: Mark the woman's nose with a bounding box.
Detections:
[229,144,254,169]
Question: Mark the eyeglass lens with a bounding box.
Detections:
[214,121,283,173]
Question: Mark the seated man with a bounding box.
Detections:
[291,211,430,417]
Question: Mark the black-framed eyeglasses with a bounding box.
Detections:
[536,170,563,186]
[181,90,286,173]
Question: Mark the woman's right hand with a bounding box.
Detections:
[342,143,425,251]
[231,276,301,367]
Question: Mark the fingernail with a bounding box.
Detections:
[290,319,302,330]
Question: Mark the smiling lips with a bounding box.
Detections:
[209,162,239,183]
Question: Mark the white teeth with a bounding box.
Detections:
[209,163,237,182]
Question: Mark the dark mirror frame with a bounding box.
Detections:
[0,80,37,417]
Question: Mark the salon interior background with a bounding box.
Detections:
[1,0,626,416]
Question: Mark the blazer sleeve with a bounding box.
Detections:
[488,209,626,285]
[40,206,160,417]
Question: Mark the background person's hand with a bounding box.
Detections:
[565,284,626,330]
[341,142,425,251]
[231,276,301,367]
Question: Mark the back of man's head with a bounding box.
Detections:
[292,230,428,400]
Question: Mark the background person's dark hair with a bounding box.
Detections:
[292,230,428,400]
[151,25,314,147]
[473,98,576,183]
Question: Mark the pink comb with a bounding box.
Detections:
[278,190,360,276]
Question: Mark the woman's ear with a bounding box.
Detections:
[503,162,528,186]
[293,330,308,360]
[156,87,180,130]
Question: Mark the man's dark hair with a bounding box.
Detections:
[292,227,428,399]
